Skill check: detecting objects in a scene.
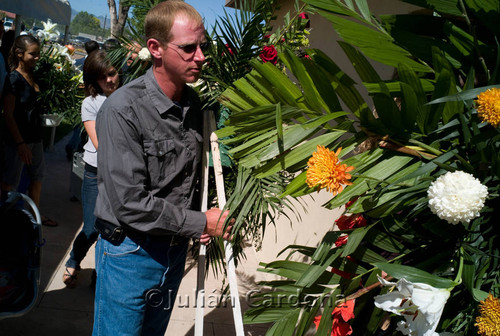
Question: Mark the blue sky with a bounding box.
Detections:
[68,0,234,29]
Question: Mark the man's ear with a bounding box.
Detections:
[147,38,163,60]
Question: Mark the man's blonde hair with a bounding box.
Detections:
[145,0,204,43]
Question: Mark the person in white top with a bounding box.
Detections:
[63,50,120,288]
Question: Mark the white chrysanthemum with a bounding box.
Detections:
[427,171,488,225]
[138,47,151,61]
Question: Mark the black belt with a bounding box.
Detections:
[94,218,183,245]
[84,163,97,174]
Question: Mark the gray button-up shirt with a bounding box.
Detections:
[95,68,206,238]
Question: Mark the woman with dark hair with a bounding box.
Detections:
[63,50,120,287]
[0,35,58,225]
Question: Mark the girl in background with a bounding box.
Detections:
[63,50,120,287]
[1,35,57,226]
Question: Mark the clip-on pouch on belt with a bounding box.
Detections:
[95,218,126,244]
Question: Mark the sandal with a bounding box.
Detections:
[63,267,78,288]
[42,216,58,227]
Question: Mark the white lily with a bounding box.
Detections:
[38,19,60,43]
[42,19,58,33]
[374,276,451,336]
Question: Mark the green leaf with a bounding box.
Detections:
[342,224,374,257]
[465,0,500,35]
[280,48,331,113]
[254,131,346,178]
[427,85,500,104]
[265,309,301,335]
[399,0,462,16]
[296,248,343,287]
[339,41,381,83]
[259,260,310,281]
[471,288,489,302]
[365,79,435,94]
[321,14,431,73]
[374,262,459,288]
[327,154,414,209]
[372,91,406,135]
[309,48,369,117]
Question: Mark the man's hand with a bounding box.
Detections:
[201,208,234,244]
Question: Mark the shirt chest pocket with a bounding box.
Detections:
[143,139,176,185]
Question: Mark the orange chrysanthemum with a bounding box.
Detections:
[476,294,500,336]
[476,88,500,127]
[306,145,354,196]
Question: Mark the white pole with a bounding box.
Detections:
[207,111,245,336]
[194,111,211,336]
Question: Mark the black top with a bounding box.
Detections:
[95,67,206,238]
[4,70,43,144]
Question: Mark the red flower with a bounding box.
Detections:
[344,197,358,209]
[222,43,234,57]
[335,214,367,230]
[335,235,348,247]
[313,300,355,336]
[298,12,311,28]
[330,267,354,280]
[264,34,271,40]
[259,45,278,65]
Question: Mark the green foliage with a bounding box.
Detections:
[122,0,163,37]
[70,11,105,37]
[214,0,500,335]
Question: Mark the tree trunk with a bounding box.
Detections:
[107,0,131,38]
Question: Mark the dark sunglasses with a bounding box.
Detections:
[168,41,210,54]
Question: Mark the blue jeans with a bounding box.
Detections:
[66,169,98,269]
[93,233,188,336]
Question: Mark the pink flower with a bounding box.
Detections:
[299,12,310,28]
[259,45,278,65]
[222,43,234,57]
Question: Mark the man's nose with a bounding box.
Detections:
[194,46,205,62]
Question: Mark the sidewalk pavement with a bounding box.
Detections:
[0,132,269,335]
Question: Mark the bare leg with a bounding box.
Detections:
[28,180,42,207]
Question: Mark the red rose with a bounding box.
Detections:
[335,214,367,230]
[259,45,278,65]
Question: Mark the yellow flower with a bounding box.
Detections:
[306,145,354,196]
[476,294,500,336]
[476,88,500,127]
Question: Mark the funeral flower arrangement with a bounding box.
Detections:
[34,19,82,123]
[207,0,500,335]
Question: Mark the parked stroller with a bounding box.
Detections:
[0,192,44,320]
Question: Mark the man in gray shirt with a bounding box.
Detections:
[92,2,231,335]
